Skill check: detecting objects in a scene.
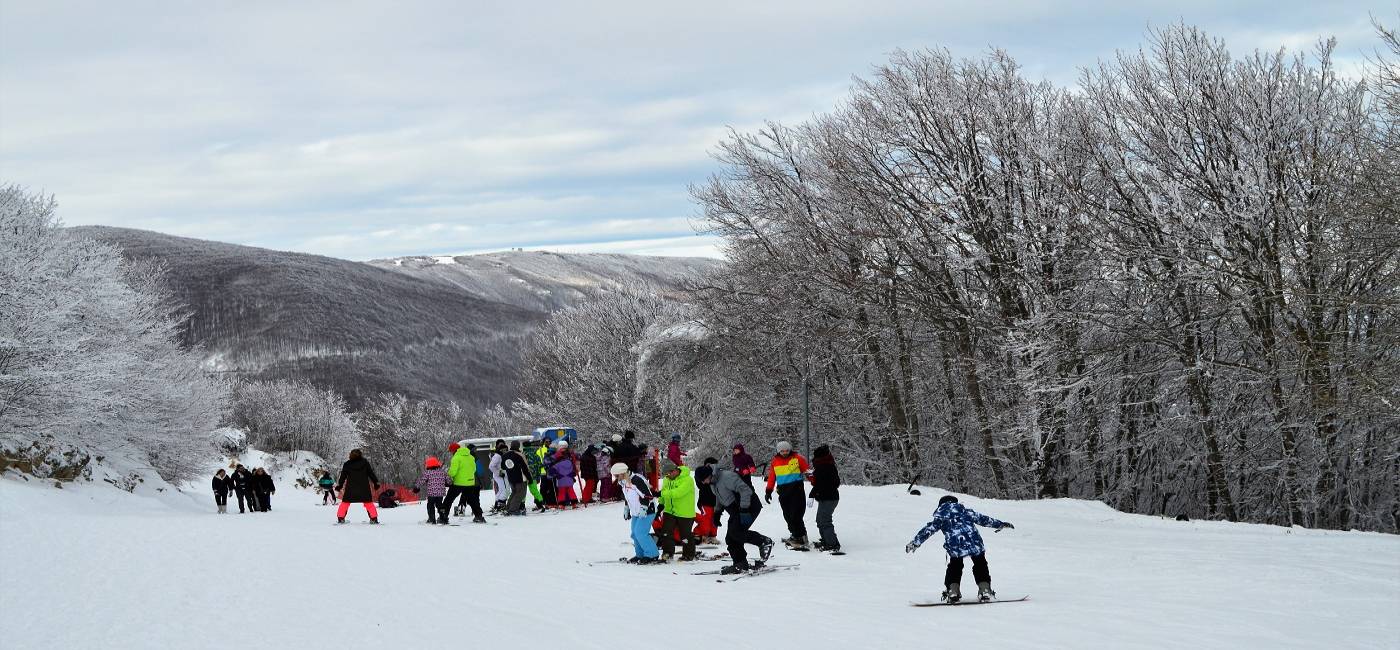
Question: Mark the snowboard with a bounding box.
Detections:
[910,596,1029,607]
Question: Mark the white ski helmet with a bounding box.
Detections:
[554,440,568,449]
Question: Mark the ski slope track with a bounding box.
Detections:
[2,477,1396,649]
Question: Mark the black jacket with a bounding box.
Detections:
[809,447,840,501]
[337,457,380,503]
[503,450,531,484]
[212,476,232,495]
[256,473,275,493]
[229,470,251,492]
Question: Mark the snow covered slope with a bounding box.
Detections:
[1,480,1396,649]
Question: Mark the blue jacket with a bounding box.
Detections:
[909,502,1006,558]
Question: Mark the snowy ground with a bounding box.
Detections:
[2,477,1397,650]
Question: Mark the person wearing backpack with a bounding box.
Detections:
[611,462,660,564]
[317,470,337,505]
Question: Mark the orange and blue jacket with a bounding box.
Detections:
[765,453,812,492]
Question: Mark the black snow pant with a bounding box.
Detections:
[425,496,444,522]
[259,491,272,511]
[214,492,228,508]
[659,514,697,560]
[245,490,262,512]
[506,482,527,513]
[945,553,991,586]
[443,485,482,519]
[724,508,771,569]
[815,499,839,548]
[777,483,807,542]
[234,489,251,513]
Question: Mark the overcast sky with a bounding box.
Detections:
[0,1,1390,260]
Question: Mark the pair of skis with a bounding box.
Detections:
[909,596,1029,607]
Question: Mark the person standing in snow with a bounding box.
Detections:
[212,469,232,514]
[551,441,580,508]
[526,443,547,511]
[579,445,600,505]
[666,433,683,466]
[254,467,276,512]
[764,441,814,550]
[905,495,1015,603]
[657,460,698,561]
[597,444,617,502]
[414,456,449,524]
[809,445,841,553]
[693,457,720,544]
[698,464,773,574]
[444,440,485,523]
[730,443,756,487]
[489,440,508,513]
[501,441,532,515]
[335,449,381,524]
[231,464,255,513]
[318,470,337,505]
[611,462,660,564]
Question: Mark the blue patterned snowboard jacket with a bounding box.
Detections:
[909,502,1007,558]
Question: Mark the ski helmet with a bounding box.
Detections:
[425,456,442,469]
[610,462,629,476]
[939,495,959,505]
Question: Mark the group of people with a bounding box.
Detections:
[210,465,276,514]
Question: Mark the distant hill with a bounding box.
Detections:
[368,251,720,313]
[70,227,719,410]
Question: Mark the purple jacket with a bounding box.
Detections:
[732,444,756,478]
[551,455,577,488]
[597,452,612,478]
[415,467,448,498]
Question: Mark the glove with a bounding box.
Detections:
[998,522,1015,530]
[764,491,773,504]
[624,509,632,521]
[905,542,918,554]
[411,487,421,494]
[712,510,722,528]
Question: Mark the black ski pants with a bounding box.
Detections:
[777,483,807,542]
[258,491,272,512]
[234,489,251,513]
[443,485,482,518]
[659,513,697,560]
[724,507,771,568]
[945,553,991,585]
[214,492,228,507]
[425,496,444,522]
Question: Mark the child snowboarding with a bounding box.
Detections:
[905,495,1015,602]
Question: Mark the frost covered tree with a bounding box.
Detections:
[0,186,228,481]
[229,379,359,463]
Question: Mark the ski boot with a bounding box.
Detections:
[336,517,346,524]
[720,563,750,575]
[758,537,775,562]
[977,581,996,602]
[369,517,379,524]
[472,515,487,523]
[942,583,962,604]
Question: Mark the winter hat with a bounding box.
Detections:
[776,441,793,453]
[661,459,678,474]
[939,495,959,505]
[703,457,718,466]
[813,444,831,458]
[601,445,613,455]
[425,456,442,469]
[693,466,713,483]
[554,440,568,449]
[609,462,629,476]
[670,432,681,441]
[612,434,623,442]
[448,442,460,453]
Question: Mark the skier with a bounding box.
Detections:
[693,457,720,544]
[489,440,508,513]
[809,444,841,553]
[657,460,698,561]
[501,441,532,515]
[526,443,547,511]
[317,470,337,505]
[579,445,600,505]
[698,464,774,575]
[335,449,381,524]
[230,464,255,513]
[731,443,756,487]
[905,495,1015,603]
[445,440,485,523]
[413,456,449,524]
[764,441,814,550]
[610,462,660,564]
[254,467,276,512]
[551,441,579,508]
[666,433,683,466]
[211,469,232,514]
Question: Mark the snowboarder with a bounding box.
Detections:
[764,441,813,549]
[905,495,1015,603]
[731,443,756,487]
[657,460,698,561]
[501,441,532,515]
[698,464,774,575]
[445,440,485,523]
[809,444,841,553]
[230,464,255,513]
[693,457,720,544]
[317,470,337,505]
[414,456,449,524]
[489,439,508,513]
[611,462,660,564]
[335,449,381,524]
[211,469,232,514]
[254,467,275,512]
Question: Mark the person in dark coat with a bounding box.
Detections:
[731,443,756,487]
[230,465,255,513]
[212,469,232,514]
[809,444,841,552]
[699,464,774,574]
[693,457,720,543]
[579,445,600,505]
[502,441,532,515]
[335,449,382,524]
[254,468,275,512]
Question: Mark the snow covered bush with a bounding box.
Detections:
[229,379,359,464]
[0,186,229,482]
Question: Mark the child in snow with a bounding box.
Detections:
[731,443,756,487]
[666,433,683,466]
[212,469,232,514]
[693,457,720,544]
[318,470,337,505]
[551,441,578,508]
[905,495,1015,602]
[414,456,449,524]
